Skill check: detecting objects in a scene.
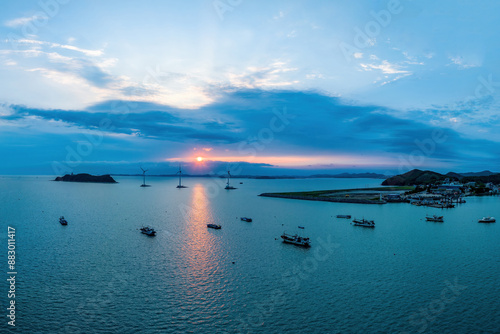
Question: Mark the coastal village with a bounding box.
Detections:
[382,169,500,208]
[386,178,499,208]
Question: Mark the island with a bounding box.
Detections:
[54,173,117,183]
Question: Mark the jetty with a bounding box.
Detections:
[259,187,412,204]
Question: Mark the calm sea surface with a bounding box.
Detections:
[1,176,499,333]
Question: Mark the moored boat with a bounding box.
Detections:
[207,223,222,229]
[478,217,496,223]
[353,218,375,227]
[140,226,156,236]
[336,214,351,219]
[59,216,68,225]
[281,232,311,247]
[240,217,252,222]
[426,215,444,222]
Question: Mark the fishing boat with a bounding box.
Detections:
[336,215,351,219]
[426,215,444,222]
[298,226,305,229]
[240,217,252,222]
[140,226,156,236]
[207,223,222,229]
[281,233,311,247]
[478,217,496,223]
[353,218,375,227]
[59,216,68,225]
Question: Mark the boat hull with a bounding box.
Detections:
[282,239,311,247]
[281,233,311,247]
[352,219,375,227]
[207,224,221,229]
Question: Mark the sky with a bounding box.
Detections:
[1,0,499,175]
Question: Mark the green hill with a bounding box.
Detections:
[382,169,454,186]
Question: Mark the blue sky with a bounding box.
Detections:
[1,0,499,175]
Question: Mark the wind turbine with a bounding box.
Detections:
[176,164,187,188]
[140,167,151,187]
[225,169,236,190]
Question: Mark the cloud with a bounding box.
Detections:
[448,55,481,69]
[2,88,500,173]
[361,60,409,74]
[227,61,299,88]
[4,16,47,28]
[8,39,103,57]
[0,38,117,90]
[273,11,285,20]
[3,102,240,144]
[0,104,13,116]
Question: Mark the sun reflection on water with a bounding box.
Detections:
[180,183,226,288]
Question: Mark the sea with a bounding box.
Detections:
[1,175,499,333]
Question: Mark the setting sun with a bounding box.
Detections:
[196,157,203,162]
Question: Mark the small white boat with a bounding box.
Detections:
[281,233,311,247]
[353,218,375,227]
[478,217,496,223]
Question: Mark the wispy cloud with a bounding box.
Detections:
[360,60,409,74]
[273,11,285,20]
[448,55,481,69]
[227,61,299,88]
[9,39,103,57]
[4,15,47,28]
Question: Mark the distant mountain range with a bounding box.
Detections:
[456,170,497,177]
[112,172,388,179]
[382,169,500,186]
[309,172,387,179]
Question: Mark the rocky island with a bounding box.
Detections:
[54,173,117,183]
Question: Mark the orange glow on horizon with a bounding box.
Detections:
[165,154,399,167]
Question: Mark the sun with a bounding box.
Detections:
[196,156,203,162]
